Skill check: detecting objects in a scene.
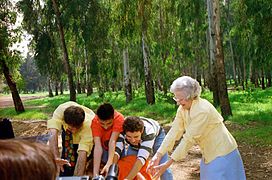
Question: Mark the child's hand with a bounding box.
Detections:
[55,158,71,172]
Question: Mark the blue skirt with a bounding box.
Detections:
[200,149,246,180]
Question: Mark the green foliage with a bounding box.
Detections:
[1,0,23,72]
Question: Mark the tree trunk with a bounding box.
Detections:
[226,0,237,88]
[140,0,155,105]
[251,68,259,88]
[207,0,219,107]
[232,53,237,87]
[123,47,132,103]
[213,0,232,118]
[194,2,202,87]
[55,81,58,96]
[261,66,265,89]
[77,81,81,94]
[87,81,93,96]
[60,80,63,95]
[1,60,25,113]
[48,77,53,97]
[51,0,76,101]
[266,66,271,87]
[243,55,247,89]
[142,33,155,104]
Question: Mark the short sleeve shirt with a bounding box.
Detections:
[91,111,124,150]
[47,101,95,155]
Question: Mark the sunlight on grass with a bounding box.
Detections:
[233,125,272,146]
[1,88,271,146]
[13,110,48,120]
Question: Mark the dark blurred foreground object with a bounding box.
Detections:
[56,176,89,180]
[0,118,15,139]
[106,164,119,180]
[0,139,57,180]
[92,164,119,180]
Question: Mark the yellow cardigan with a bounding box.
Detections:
[157,97,237,163]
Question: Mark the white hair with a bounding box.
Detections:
[170,76,202,100]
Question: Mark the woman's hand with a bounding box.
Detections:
[152,159,174,179]
[147,153,162,176]
[136,172,146,180]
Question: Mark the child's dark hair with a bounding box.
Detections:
[97,103,114,121]
[123,116,144,133]
[64,106,85,127]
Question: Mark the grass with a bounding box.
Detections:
[1,87,271,146]
[232,123,272,146]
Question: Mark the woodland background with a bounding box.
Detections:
[1,0,271,117]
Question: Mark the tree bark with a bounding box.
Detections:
[123,47,132,103]
[51,0,76,101]
[77,81,82,94]
[140,0,155,105]
[194,1,202,86]
[225,0,237,88]
[142,33,155,104]
[213,0,232,118]
[55,81,58,96]
[261,67,265,89]
[266,66,271,87]
[48,77,53,97]
[60,80,63,95]
[207,0,219,107]
[1,60,25,113]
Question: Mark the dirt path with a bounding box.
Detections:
[0,95,47,108]
[1,96,271,179]
[9,120,272,180]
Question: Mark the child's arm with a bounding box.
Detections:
[101,131,120,174]
[93,137,103,176]
[125,158,144,180]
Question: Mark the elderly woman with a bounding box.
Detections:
[148,76,246,180]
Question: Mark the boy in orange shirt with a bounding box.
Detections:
[91,103,124,177]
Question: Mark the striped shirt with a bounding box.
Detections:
[115,117,161,165]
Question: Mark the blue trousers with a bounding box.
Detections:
[200,149,246,180]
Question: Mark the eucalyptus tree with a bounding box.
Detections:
[226,0,253,90]
[122,47,132,102]
[59,0,93,95]
[112,0,140,103]
[150,0,207,94]
[222,0,237,87]
[17,0,65,97]
[71,0,112,96]
[207,0,232,117]
[150,0,179,95]
[20,54,46,93]
[207,0,219,106]
[138,0,155,104]
[0,0,25,112]
[192,0,207,85]
[51,0,76,101]
[245,0,272,89]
